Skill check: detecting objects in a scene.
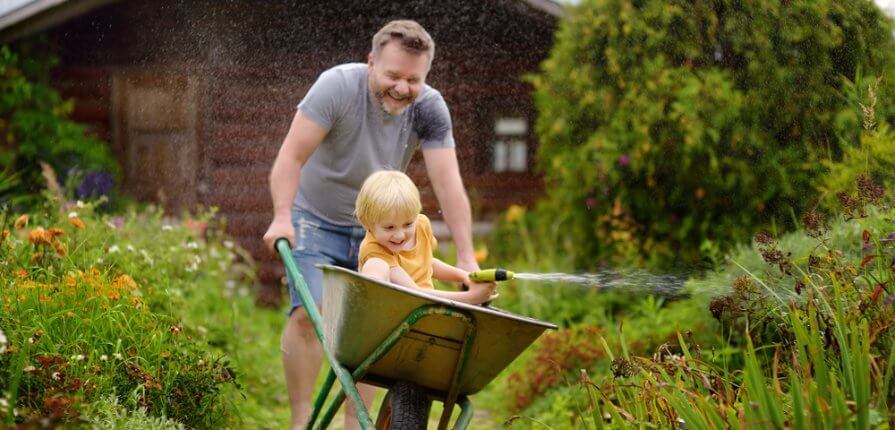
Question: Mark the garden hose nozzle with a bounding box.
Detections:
[469,268,514,283]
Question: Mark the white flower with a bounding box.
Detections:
[162,224,174,231]
[126,244,136,252]
[28,337,35,344]
[67,211,78,218]
[0,329,6,354]
[0,398,7,408]
[108,245,120,254]
[23,365,36,372]
[113,353,123,360]
[198,360,205,366]
[52,372,61,380]
[75,200,86,208]
[100,355,108,361]
[71,354,85,361]
[223,240,234,249]
[97,258,104,264]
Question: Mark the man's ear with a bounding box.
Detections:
[368,53,375,67]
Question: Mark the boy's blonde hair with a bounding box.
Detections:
[355,170,422,229]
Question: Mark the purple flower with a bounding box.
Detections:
[77,171,114,199]
[585,197,596,210]
[862,242,874,253]
[110,216,125,229]
[617,154,631,167]
[882,232,895,243]
[885,295,895,307]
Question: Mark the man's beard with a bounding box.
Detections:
[374,88,412,116]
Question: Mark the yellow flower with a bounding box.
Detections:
[474,245,489,263]
[14,214,28,230]
[505,205,526,223]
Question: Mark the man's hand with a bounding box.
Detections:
[263,216,294,253]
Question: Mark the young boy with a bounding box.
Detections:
[355,170,497,304]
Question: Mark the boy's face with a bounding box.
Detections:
[370,212,418,253]
[368,41,429,116]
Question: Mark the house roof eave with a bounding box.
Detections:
[0,0,119,43]
[520,0,566,18]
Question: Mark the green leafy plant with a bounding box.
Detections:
[526,0,895,270]
[0,40,118,208]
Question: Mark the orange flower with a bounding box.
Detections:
[47,228,65,237]
[68,218,85,230]
[28,228,52,246]
[14,214,28,230]
[107,291,121,300]
[113,274,138,291]
[30,252,44,262]
[52,241,66,256]
[14,269,27,279]
[39,295,51,303]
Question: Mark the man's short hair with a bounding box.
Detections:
[355,170,422,229]
[371,20,435,68]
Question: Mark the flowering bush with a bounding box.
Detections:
[0,200,253,427]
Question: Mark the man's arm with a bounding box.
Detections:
[422,147,479,273]
[262,110,328,251]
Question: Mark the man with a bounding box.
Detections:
[262,20,482,430]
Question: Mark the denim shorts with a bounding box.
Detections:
[287,209,366,316]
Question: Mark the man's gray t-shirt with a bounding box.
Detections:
[294,63,455,226]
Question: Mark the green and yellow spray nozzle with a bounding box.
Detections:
[468,268,515,283]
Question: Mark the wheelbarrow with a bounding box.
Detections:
[276,239,556,429]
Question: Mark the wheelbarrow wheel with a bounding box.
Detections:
[375,381,430,430]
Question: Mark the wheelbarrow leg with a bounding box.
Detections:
[437,321,477,430]
[307,369,336,429]
[453,397,474,430]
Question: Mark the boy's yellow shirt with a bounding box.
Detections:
[358,214,437,289]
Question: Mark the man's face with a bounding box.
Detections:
[368,42,429,115]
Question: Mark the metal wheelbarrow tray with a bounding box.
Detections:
[321,264,556,396]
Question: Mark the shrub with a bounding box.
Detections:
[527,0,895,269]
[0,40,118,208]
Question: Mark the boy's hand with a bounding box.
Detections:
[466,281,498,305]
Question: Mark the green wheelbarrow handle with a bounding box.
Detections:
[275,237,374,429]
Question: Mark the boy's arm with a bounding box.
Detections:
[430,259,498,305]
[361,258,419,290]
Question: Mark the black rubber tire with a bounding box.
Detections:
[376,381,430,430]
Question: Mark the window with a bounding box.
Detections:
[492,117,528,172]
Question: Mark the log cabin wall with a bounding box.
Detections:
[45,0,556,299]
